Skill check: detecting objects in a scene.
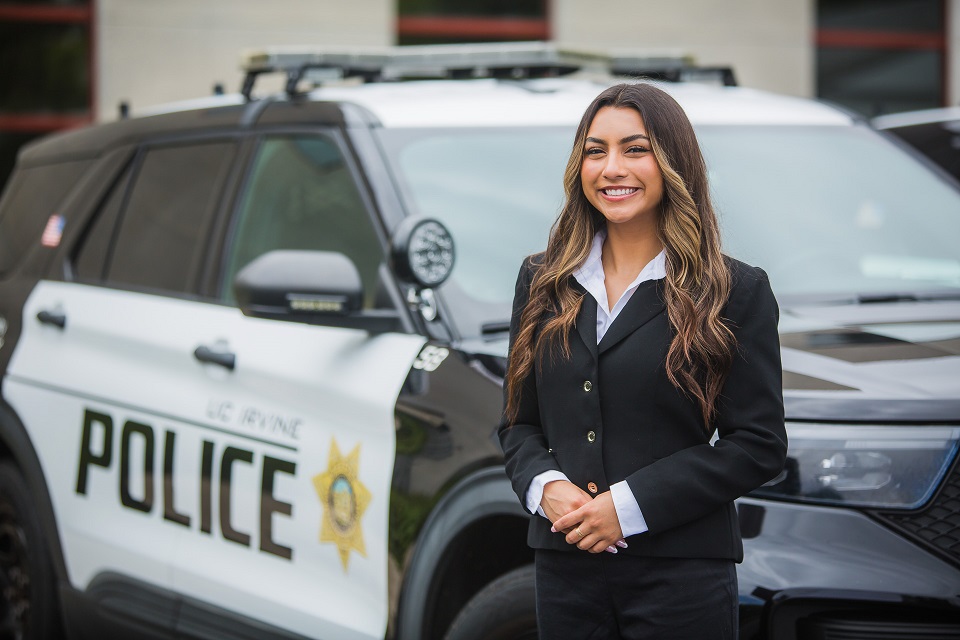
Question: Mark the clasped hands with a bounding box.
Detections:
[541,480,627,554]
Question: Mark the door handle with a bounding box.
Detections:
[37,310,66,329]
[193,345,236,371]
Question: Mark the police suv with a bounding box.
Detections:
[1,43,959,640]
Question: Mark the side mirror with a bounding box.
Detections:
[233,250,401,333]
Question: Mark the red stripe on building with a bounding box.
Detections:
[397,16,549,40]
[817,29,945,50]
[0,114,92,133]
[0,4,91,23]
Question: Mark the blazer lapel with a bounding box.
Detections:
[598,279,666,355]
[572,280,598,363]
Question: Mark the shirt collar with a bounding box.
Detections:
[573,230,667,291]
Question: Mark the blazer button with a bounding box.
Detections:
[583,380,593,392]
[586,430,596,443]
[587,482,598,494]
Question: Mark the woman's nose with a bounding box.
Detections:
[602,153,626,179]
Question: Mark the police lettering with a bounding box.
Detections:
[76,409,296,560]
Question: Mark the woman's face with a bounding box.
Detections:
[580,106,664,233]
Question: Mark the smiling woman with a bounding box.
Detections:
[498,83,787,640]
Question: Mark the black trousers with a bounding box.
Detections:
[534,549,738,640]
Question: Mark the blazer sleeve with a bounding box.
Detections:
[626,266,787,534]
[498,257,563,505]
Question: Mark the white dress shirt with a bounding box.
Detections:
[524,230,667,537]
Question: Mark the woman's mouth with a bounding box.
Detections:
[600,187,639,200]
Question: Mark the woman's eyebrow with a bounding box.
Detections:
[584,134,650,145]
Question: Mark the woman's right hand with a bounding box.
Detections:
[542,480,628,553]
[540,480,592,529]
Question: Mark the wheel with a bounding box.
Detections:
[0,461,62,640]
[444,564,538,640]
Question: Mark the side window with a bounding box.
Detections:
[0,159,90,277]
[73,164,133,282]
[106,142,235,294]
[222,135,386,308]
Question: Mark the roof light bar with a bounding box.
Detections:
[239,42,735,101]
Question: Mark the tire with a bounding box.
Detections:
[0,461,62,640]
[444,564,538,640]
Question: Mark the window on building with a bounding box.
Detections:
[816,0,946,116]
[397,0,549,45]
[0,1,94,193]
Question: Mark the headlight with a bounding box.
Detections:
[749,424,960,509]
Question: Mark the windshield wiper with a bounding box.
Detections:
[857,293,920,304]
[768,289,960,307]
[481,320,511,336]
[858,290,960,304]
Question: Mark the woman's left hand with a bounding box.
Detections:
[552,492,624,553]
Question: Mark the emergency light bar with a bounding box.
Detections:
[239,42,736,100]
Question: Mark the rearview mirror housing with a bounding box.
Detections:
[233,250,401,333]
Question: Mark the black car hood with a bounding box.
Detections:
[460,299,960,423]
[779,300,960,422]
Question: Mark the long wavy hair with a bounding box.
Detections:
[504,82,734,429]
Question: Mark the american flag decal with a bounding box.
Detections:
[41,214,65,248]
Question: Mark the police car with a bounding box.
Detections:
[1,42,960,640]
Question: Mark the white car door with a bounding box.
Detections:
[165,133,423,639]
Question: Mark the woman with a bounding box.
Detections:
[498,83,787,639]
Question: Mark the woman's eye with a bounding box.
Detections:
[584,147,604,156]
[626,145,648,154]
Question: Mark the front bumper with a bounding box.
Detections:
[737,497,960,639]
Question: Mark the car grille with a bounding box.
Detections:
[870,454,960,567]
[800,612,960,639]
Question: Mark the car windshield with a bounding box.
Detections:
[378,125,960,339]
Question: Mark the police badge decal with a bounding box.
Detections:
[313,438,371,571]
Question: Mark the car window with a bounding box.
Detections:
[106,141,236,294]
[0,159,91,277]
[73,164,133,282]
[221,134,386,309]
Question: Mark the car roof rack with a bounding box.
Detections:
[239,41,736,101]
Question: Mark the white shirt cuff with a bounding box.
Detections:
[610,480,649,537]
[526,470,570,517]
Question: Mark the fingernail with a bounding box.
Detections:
[605,546,618,554]
[616,540,628,549]
[550,526,557,533]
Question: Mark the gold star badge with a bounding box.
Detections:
[312,438,371,571]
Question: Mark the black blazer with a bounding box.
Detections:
[498,255,787,562]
